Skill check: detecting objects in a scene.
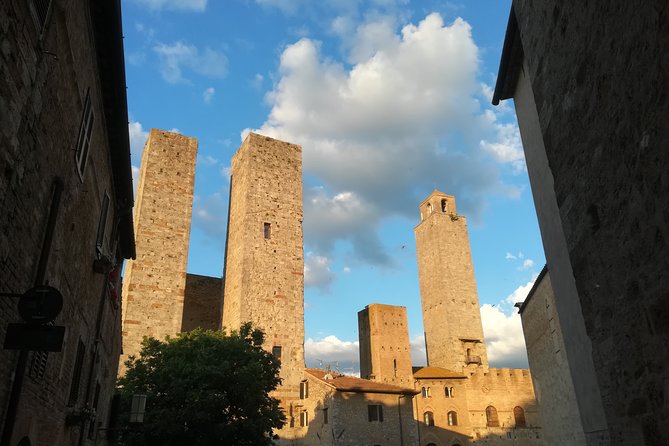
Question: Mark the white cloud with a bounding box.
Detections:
[153,41,227,84]
[481,304,529,368]
[506,251,536,271]
[168,127,181,134]
[131,165,141,196]
[342,266,351,273]
[522,258,535,270]
[250,73,264,90]
[220,166,232,179]
[480,276,542,368]
[304,252,335,290]
[410,334,427,366]
[305,335,360,374]
[128,121,149,161]
[247,13,520,266]
[480,110,526,173]
[132,0,207,12]
[202,87,216,103]
[503,277,538,307]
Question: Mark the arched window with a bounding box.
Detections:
[17,438,31,446]
[445,386,454,398]
[447,411,458,426]
[486,406,499,427]
[514,406,526,427]
[427,203,433,214]
[423,411,434,426]
[421,387,431,398]
[441,199,447,212]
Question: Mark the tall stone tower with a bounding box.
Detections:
[358,304,414,386]
[120,129,198,371]
[414,190,488,372]
[222,133,304,433]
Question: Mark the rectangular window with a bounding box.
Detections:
[368,404,383,422]
[68,340,86,406]
[323,407,328,424]
[75,89,94,178]
[300,380,308,399]
[272,346,282,361]
[263,222,271,239]
[300,410,308,427]
[96,193,110,254]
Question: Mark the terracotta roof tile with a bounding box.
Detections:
[305,369,418,395]
[412,366,467,379]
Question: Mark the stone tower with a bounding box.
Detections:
[358,304,414,386]
[414,190,488,372]
[120,129,198,371]
[222,133,304,433]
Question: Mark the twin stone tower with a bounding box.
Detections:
[121,129,538,445]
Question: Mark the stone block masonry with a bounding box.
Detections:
[182,273,222,332]
[414,191,489,372]
[222,132,305,440]
[120,129,198,372]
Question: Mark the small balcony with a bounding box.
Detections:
[465,355,482,365]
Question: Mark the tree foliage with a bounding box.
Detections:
[116,324,285,445]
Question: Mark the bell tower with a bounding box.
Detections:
[414,190,488,372]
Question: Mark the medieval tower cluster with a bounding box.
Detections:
[121,128,542,445]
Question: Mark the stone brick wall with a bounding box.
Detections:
[0,1,131,444]
[358,304,414,386]
[222,132,305,441]
[465,368,541,445]
[120,129,197,371]
[414,191,488,372]
[520,271,587,445]
[511,2,669,444]
[181,273,222,332]
[414,377,472,445]
[300,376,417,446]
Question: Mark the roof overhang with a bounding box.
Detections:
[492,5,524,105]
[90,0,136,259]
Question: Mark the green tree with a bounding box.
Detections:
[116,324,285,445]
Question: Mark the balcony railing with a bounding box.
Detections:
[466,355,482,365]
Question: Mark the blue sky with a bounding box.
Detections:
[121,0,545,374]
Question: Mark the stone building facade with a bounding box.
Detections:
[298,369,418,446]
[518,268,587,445]
[493,2,668,445]
[0,1,135,445]
[120,129,198,372]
